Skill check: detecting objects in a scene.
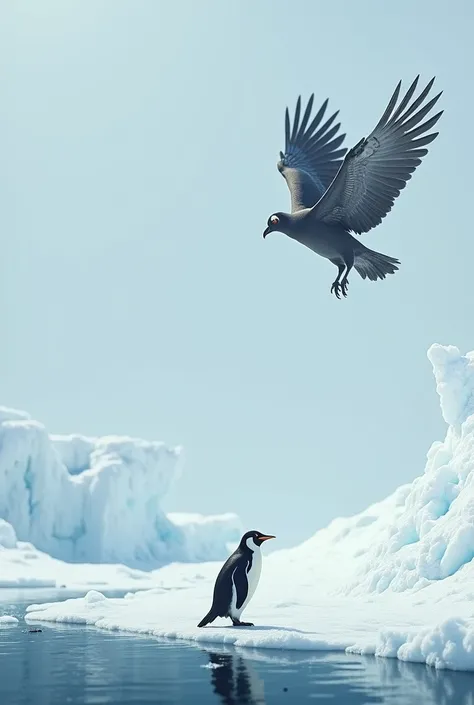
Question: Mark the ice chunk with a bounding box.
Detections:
[0,616,19,625]
[0,519,17,549]
[428,344,474,426]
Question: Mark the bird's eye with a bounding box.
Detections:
[270,215,279,225]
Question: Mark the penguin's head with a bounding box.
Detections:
[240,530,276,550]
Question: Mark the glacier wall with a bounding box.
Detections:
[355,343,474,592]
[0,407,241,568]
[277,344,474,596]
[348,344,474,592]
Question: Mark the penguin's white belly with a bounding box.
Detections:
[230,550,262,619]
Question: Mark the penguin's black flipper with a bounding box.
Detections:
[197,553,238,627]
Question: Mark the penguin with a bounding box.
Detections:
[197,530,275,628]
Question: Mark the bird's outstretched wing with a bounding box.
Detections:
[310,77,443,235]
[278,96,347,212]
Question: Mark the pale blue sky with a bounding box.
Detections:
[3,0,473,547]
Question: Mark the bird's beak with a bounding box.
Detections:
[263,226,271,239]
[259,535,275,542]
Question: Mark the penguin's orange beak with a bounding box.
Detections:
[259,535,275,542]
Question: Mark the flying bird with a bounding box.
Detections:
[197,530,275,628]
[263,76,443,298]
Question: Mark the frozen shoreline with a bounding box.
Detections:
[3,343,474,671]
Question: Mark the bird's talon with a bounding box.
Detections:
[333,279,348,299]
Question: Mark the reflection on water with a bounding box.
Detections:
[1,589,474,704]
[206,651,266,704]
[203,648,387,704]
[201,646,474,705]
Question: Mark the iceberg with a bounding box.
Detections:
[0,407,241,569]
[24,344,474,672]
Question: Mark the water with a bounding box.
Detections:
[1,590,474,704]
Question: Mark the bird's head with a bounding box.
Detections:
[263,212,289,238]
[239,530,276,550]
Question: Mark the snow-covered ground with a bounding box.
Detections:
[0,407,241,568]
[4,343,474,672]
[0,518,179,590]
[0,518,241,591]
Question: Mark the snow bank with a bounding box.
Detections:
[25,344,474,672]
[0,407,241,568]
[0,517,240,591]
[0,525,163,590]
[370,618,474,671]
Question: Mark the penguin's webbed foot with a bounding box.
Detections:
[231,619,254,627]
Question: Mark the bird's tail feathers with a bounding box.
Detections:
[197,608,218,628]
[354,245,400,281]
